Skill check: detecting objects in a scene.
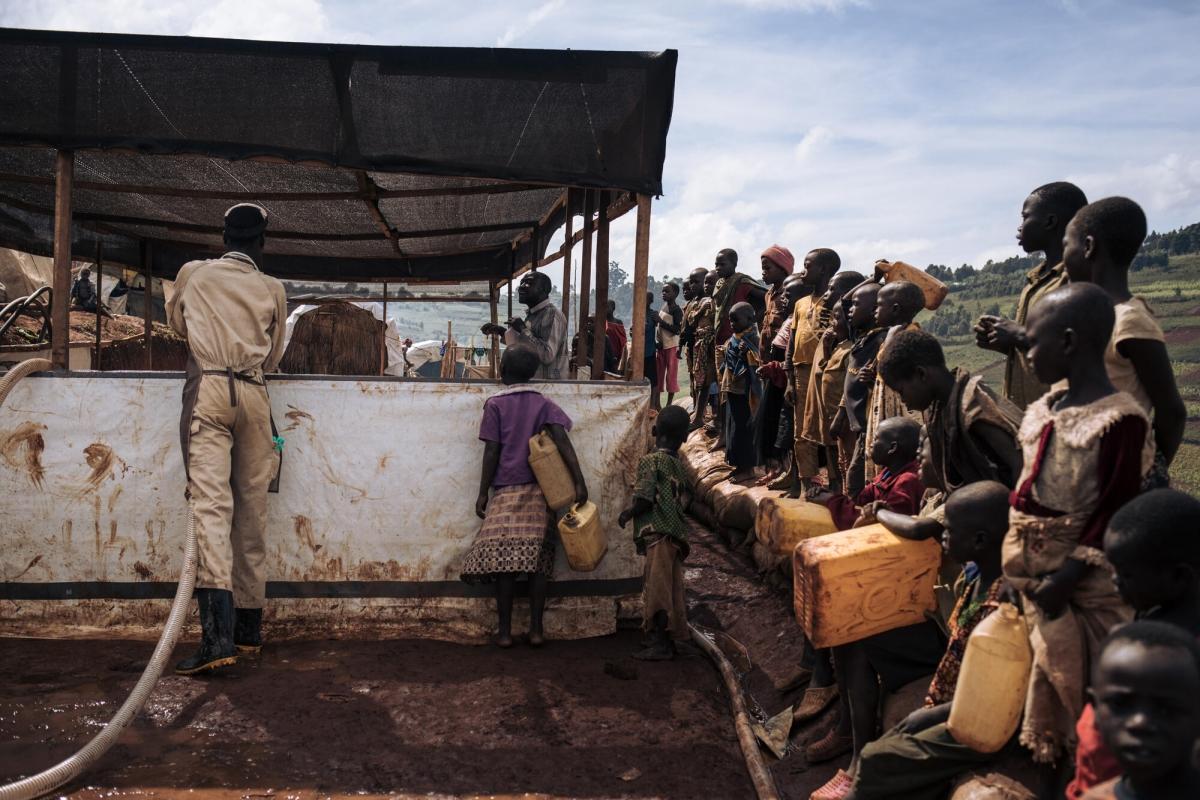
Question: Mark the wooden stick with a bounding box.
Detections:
[630,194,652,383]
[507,250,515,320]
[574,190,595,374]
[141,240,153,369]
[93,242,103,370]
[50,151,74,371]
[590,191,611,379]
[561,187,574,325]
[489,282,500,380]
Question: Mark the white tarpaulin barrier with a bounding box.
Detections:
[0,373,649,641]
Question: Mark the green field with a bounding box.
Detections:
[936,254,1200,496]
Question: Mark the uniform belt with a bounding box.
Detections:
[202,367,265,407]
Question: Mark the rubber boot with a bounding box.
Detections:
[234,608,263,655]
[175,588,237,675]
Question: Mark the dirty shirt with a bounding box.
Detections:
[632,449,690,559]
[505,298,570,380]
[479,388,573,488]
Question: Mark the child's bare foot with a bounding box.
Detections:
[633,640,674,661]
[528,629,545,647]
[495,633,514,648]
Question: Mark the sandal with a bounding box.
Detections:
[792,685,838,723]
[809,769,853,800]
[805,727,853,764]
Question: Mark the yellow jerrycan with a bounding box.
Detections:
[528,429,576,511]
[947,602,1032,753]
[558,501,606,571]
[877,259,949,311]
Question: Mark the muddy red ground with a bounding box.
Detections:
[0,517,833,799]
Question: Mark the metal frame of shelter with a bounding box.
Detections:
[0,28,676,381]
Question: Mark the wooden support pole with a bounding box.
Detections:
[508,249,515,320]
[561,188,574,327]
[380,282,388,376]
[93,243,103,370]
[630,194,652,383]
[489,282,500,379]
[574,190,595,374]
[141,240,153,369]
[590,191,611,379]
[50,150,74,371]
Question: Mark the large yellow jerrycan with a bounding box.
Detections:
[558,501,606,571]
[947,602,1032,753]
[528,429,576,511]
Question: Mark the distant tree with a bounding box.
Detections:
[954,264,977,281]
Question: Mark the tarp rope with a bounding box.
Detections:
[0,359,199,800]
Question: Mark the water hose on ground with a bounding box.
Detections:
[0,359,199,800]
[689,623,781,800]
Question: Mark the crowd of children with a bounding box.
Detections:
[460,182,1197,800]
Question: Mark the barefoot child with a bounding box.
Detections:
[758,271,809,486]
[809,416,923,530]
[462,344,588,648]
[1063,196,1186,488]
[719,301,761,479]
[834,481,1013,800]
[1083,621,1200,800]
[618,405,693,661]
[1067,489,1200,798]
[1003,283,1150,764]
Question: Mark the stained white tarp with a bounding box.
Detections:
[0,374,649,641]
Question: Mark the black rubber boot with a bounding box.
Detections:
[234,608,263,655]
[175,588,237,675]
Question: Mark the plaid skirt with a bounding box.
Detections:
[460,483,556,583]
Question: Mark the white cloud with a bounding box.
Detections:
[794,126,835,163]
[727,0,868,10]
[1074,153,1200,225]
[496,0,565,48]
[189,0,330,42]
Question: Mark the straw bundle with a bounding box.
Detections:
[280,302,383,376]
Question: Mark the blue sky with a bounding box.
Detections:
[2,0,1198,284]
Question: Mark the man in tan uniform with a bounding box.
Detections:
[783,248,839,497]
[167,203,287,676]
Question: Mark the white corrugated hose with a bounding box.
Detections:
[0,359,199,800]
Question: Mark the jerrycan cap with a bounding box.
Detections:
[996,602,1020,620]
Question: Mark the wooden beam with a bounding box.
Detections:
[630,194,652,383]
[356,171,402,255]
[0,170,549,201]
[574,190,595,374]
[141,240,153,369]
[93,243,103,370]
[50,151,74,371]
[561,187,574,328]
[590,191,611,379]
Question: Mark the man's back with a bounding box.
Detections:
[168,255,287,373]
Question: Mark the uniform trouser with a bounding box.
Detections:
[790,364,819,478]
[184,373,276,608]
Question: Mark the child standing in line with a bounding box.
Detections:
[1003,283,1149,766]
[799,271,864,495]
[1066,489,1200,798]
[1082,622,1200,800]
[758,272,809,487]
[859,280,926,484]
[830,282,884,497]
[1062,196,1186,488]
[719,301,761,479]
[808,416,923,530]
[462,344,589,648]
[618,405,693,661]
